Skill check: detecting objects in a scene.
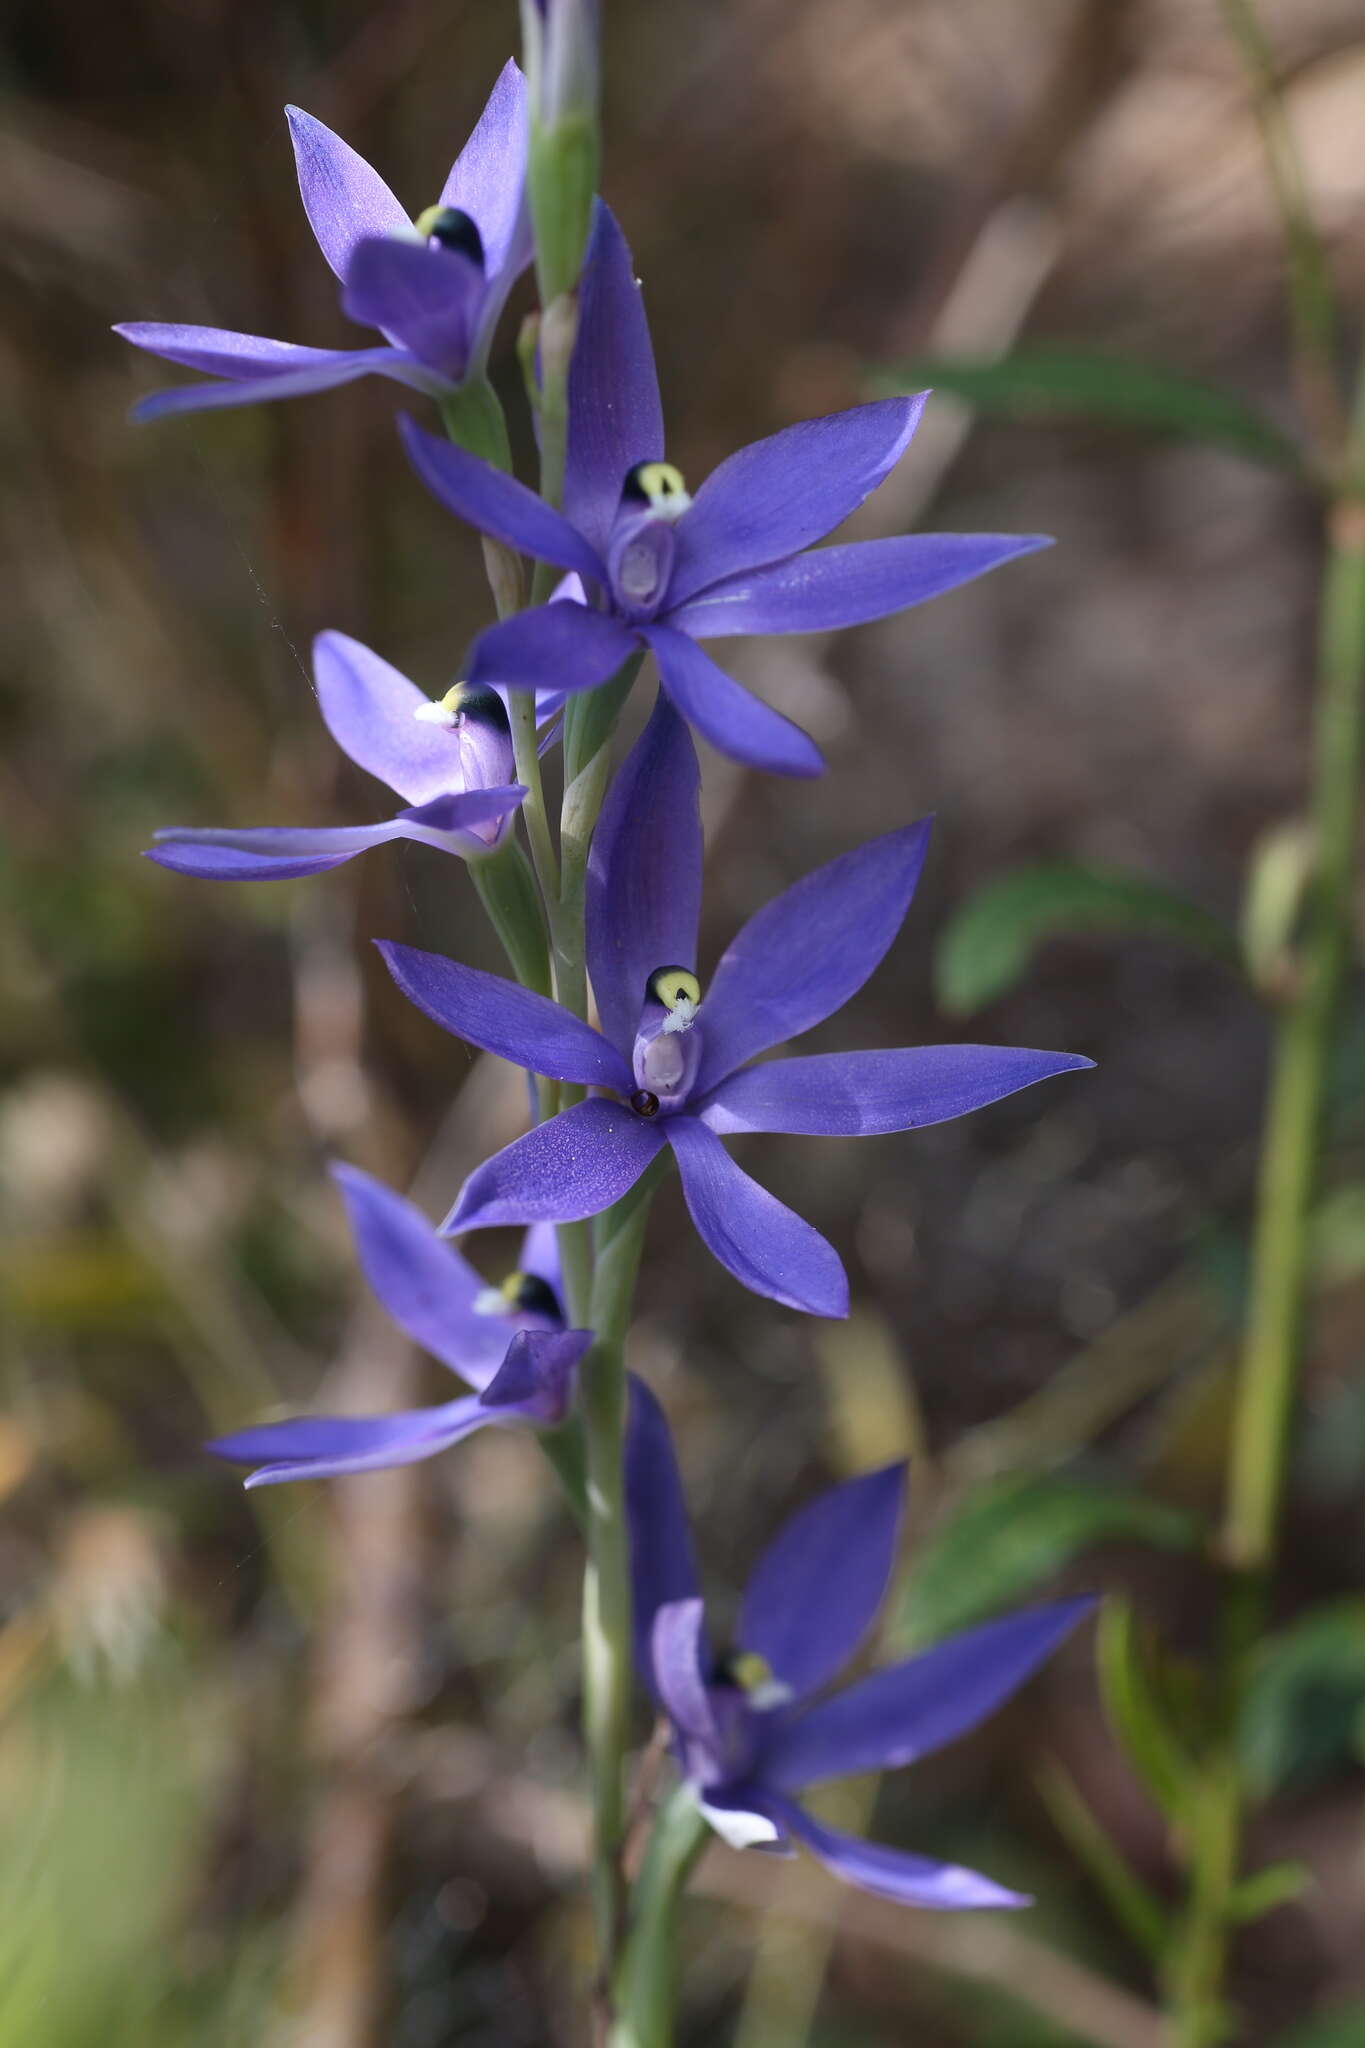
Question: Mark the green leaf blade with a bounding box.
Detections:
[935,862,1238,1017]
[872,347,1304,473]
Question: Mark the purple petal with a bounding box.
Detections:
[653,1599,717,1743]
[144,789,522,880]
[313,629,474,806]
[764,1796,1029,1911]
[665,1116,847,1317]
[146,833,362,881]
[625,1375,702,1690]
[517,1220,563,1293]
[700,1046,1094,1137]
[377,943,632,1090]
[586,695,702,1058]
[739,1464,906,1702]
[343,237,482,376]
[564,203,664,558]
[477,1327,591,1424]
[641,623,824,779]
[124,343,435,422]
[400,418,605,581]
[468,603,638,700]
[443,1098,669,1232]
[440,59,531,286]
[667,397,926,609]
[761,1600,1093,1794]
[209,1397,487,1487]
[673,533,1052,640]
[116,324,374,383]
[695,822,932,1096]
[330,1163,509,1389]
[286,105,409,281]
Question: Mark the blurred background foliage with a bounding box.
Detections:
[3,0,1365,2041]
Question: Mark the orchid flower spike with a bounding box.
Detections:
[209,1165,588,1486]
[145,632,527,881]
[117,63,530,421]
[377,697,1093,1316]
[626,1377,1093,1903]
[398,199,1051,778]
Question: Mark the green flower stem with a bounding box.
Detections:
[539,1419,589,1531]
[530,291,578,606]
[1167,1752,1242,2048]
[471,838,552,998]
[1218,0,1344,459]
[610,1783,709,2048]
[1224,481,1365,1576]
[509,686,561,910]
[1172,371,1365,2048]
[580,1181,657,2003]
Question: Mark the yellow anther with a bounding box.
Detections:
[648,966,702,1013]
[729,1651,776,1696]
[637,461,687,505]
[625,461,692,520]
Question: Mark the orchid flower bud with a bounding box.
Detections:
[520,0,601,300]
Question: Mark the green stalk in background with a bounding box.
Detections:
[1226,457,1365,1581]
[1166,11,1365,2038]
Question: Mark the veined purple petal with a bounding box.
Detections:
[564,203,664,558]
[443,1098,669,1232]
[739,1464,906,1703]
[760,1600,1093,1794]
[313,629,471,806]
[694,822,932,1096]
[209,1396,487,1487]
[440,59,531,287]
[625,1375,702,1691]
[673,533,1052,641]
[665,1116,847,1317]
[586,695,702,1058]
[700,1046,1094,1137]
[377,943,632,1091]
[330,1163,509,1388]
[468,604,638,699]
[653,1599,717,1744]
[761,1796,1029,1912]
[641,623,824,780]
[145,789,522,881]
[401,418,605,580]
[477,1327,591,1424]
[286,106,409,281]
[126,345,436,422]
[667,397,926,609]
[343,238,482,376]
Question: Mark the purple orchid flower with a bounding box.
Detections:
[145,630,527,881]
[375,697,1091,1316]
[626,1377,1091,1903]
[117,63,530,422]
[396,200,1049,778]
[210,1163,588,1486]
